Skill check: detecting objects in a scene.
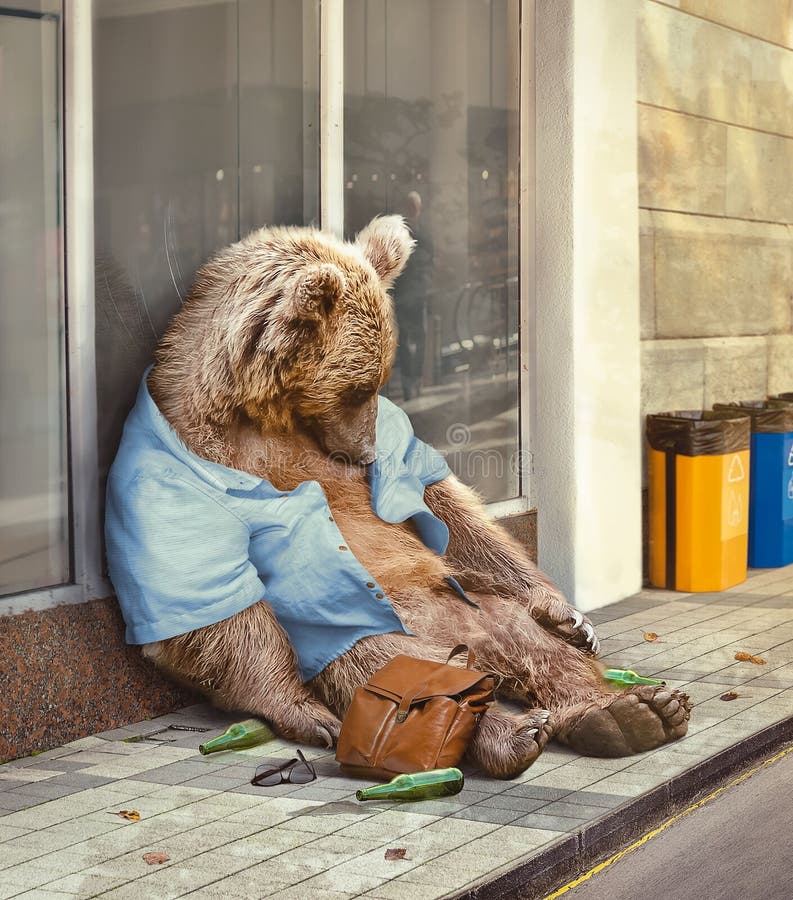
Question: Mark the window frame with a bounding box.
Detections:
[1,0,533,615]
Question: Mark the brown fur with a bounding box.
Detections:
[143,218,690,778]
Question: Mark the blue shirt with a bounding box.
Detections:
[105,374,452,680]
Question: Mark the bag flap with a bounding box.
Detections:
[365,654,492,701]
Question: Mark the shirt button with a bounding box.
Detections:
[375,593,384,599]
[338,545,348,551]
[366,582,375,588]
[328,516,334,522]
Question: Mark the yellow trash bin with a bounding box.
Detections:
[647,411,751,592]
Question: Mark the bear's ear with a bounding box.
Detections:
[233,262,343,368]
[355,215,415,287]
[287,262,346,321]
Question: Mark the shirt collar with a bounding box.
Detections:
[130,368,265,493]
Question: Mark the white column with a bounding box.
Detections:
[533,0,642,611]
[320,0,344,237]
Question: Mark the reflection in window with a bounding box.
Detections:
[0,5,69,595]
[345,0,521,501]
[93,0,319,512]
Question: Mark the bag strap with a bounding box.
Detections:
[393,647,478,722]
[395,681,428,723]
[447,644,476,669]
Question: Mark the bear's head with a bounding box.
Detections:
[154,216,415,466]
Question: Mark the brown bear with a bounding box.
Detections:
[108,216,690,779]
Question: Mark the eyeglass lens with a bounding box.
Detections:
[253,755,315,786]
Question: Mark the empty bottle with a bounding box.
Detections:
[604,668,665,687]
[356,767,464,802]
[198,718,275,755]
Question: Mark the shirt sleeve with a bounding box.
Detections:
[105,471,266,645]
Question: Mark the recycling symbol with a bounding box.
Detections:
[728,490,743,527]
[727,455,745,483]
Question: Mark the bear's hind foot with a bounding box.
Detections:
[559,685,691,757]
[467,706,554,780]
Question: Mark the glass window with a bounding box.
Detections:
[0,4,69,595]
[344,0,521,502]
[93,0,319,504]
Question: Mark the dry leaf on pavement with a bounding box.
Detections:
[734,652,766,665]
[643,632,659,642]
[720,691,739,701]
[111,810,140,822]
[142,852,170,865]
[385,848,408,860]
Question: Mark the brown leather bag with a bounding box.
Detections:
[335,644,495,780]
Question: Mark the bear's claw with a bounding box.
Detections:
[314,718,342,749]
[315,725,337,750]
[468,707,555,779]
[276,704,342,749]
[531,598,600,656]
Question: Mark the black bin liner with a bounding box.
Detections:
[713,401,793,434]
[646,410,750,456]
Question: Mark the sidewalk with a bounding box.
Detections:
[2,564,793,900]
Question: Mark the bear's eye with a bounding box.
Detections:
[345,387,374,407]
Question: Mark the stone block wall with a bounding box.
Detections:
[639,1,793,451]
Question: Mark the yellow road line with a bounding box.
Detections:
[543,742,793,899]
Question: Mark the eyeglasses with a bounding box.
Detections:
[250,749,316,786]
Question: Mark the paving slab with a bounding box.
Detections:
[1,564,792,899]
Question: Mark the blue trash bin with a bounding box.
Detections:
[714,401,793,568]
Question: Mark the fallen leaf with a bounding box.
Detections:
[643,632,659,642]
[734,652,766,665]
[385,848,408,860]
[720,691,739,701]
[111,810,140,822]
[142,852,170,865]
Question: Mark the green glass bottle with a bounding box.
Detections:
[198,718,275,755]
[604,668,665,687]
[356,768,464,802]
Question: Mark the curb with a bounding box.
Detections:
[457,715,793,900]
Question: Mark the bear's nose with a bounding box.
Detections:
[359,448,377,466]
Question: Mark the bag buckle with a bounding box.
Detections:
[395,679,428,723]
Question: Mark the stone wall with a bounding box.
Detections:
[639,1,793,445]
[0,598,198,763]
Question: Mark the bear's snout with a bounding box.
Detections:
[357,446,378,466]
[315,417,378,467]
[324,440,378,468]
[310,394,380,467]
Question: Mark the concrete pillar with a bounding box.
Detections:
[533,0,642,611]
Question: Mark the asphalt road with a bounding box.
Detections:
[557,748,793,900]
